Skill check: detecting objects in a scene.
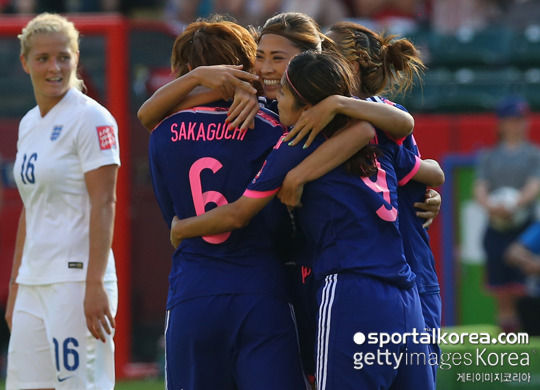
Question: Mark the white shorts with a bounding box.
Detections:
[6,282,118,390]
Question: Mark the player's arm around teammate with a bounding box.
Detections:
[137,64,259,130]
[168,47,441,247]
[170,51,436,390]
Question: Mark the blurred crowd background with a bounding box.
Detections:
[1,0,540,35]
[1,0,540,112]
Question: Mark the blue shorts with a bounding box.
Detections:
[315,273,434,390]
[286,264,318,380]
[483,223,529,290]
[164,294,308,390]
[420,291,442,384]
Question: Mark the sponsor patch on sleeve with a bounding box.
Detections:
[97,125,117,150]
[68,261,84,269]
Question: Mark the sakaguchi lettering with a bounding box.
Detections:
[169,121,247,142]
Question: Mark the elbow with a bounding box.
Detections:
[137,106,155,131]
[360,122,376,142]
[432,171,445,188]
[402,115,414,137]
[230,210,252,230]
[226,204,253,230]
[395,113,414,138]
[367,124,376,140]
[423,159,445,187]
[94,196,117,214]
[90,189,117,209]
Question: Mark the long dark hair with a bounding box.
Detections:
[285,51,379,176]
[329,21,425,97]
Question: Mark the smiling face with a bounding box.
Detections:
[254,34,302,99]
[20,31,78,116]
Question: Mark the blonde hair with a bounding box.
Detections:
[18,12,84,90]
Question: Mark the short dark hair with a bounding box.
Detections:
[171,19,257,77]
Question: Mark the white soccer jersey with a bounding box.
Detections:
[13,88,120,285]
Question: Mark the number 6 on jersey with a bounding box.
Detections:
[189,157,231,244]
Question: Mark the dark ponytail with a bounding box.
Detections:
[329,21,425,97]
[285,51,379,177]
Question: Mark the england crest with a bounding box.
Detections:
[51,125,63,141]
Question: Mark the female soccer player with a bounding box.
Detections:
[279,21,444,384]
[146,19,341,390]
[138,14,436,384]
[137,14,419,384]
[169,51,442,390]
[6,13,119,389]
[137,12,415,139]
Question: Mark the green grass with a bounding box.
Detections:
[117,378,164,389]
[0,378,165,389]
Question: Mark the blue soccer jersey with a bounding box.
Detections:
[368,96,441,294]
[149,101,292,309]
[399,134,441,293]
[245,131,416,289]
[369,96,442,386]
[518,222,540,253]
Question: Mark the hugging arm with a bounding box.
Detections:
[278,120,375,207]
[170,134,315,246]
[170,195,274,248]
[283,95,413,147]
[412,159,445,188]
[412,159,445,227]
[414,189,442,228]
[137,65,258,130]
[406,158,444,227]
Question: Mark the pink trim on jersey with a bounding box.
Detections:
[398,155,422,186]
[152,106,229,132]
[185,106,228,113]
[175,106,284,129]
[373,96,406,144]
[273,133,288,150]
[152,105,285,133]
[410,134,421,158]
[379,96,394,106]
[243,188,280,198]
[386,132,406,145]
[380,127,405,145]
[257,110,284,128]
